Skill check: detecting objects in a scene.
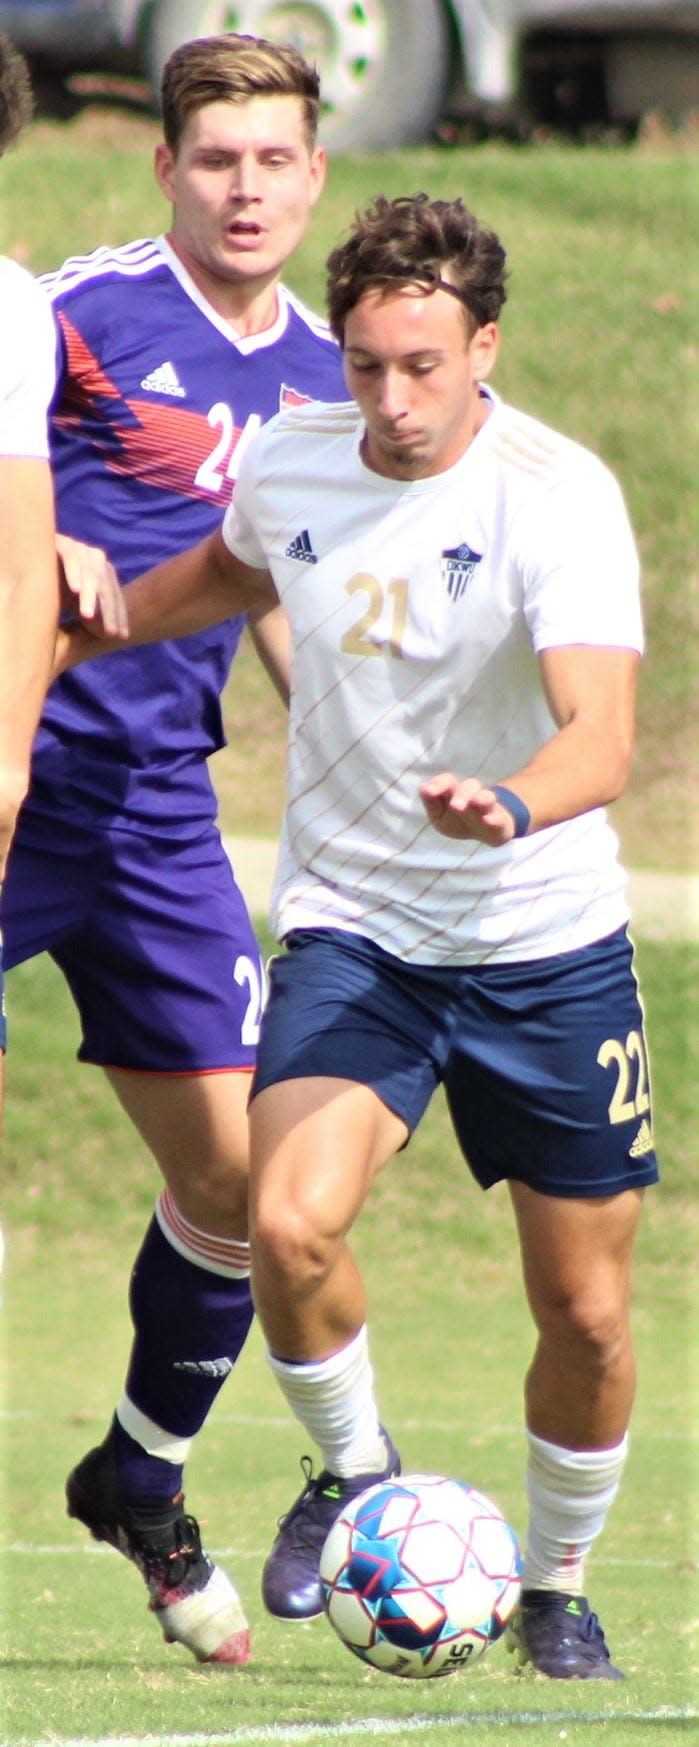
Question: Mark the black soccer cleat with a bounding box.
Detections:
[66,1418,249,1663]
[506,1587,624,1679]
[262,1429,401,1621]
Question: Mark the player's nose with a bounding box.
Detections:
[377,371,407,419]
[229,161,263,202]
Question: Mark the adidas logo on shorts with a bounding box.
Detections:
[630,1118,654,1157]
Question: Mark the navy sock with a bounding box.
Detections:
[112,1416,183,1507]
[114,1216,254,1502]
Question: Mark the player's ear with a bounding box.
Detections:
[308,145,327,207]
[471,322,499,381]
[154,141,176,202]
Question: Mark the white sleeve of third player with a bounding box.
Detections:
[0,260,57,459]
[519,451,644,655]
[221,424,272,571]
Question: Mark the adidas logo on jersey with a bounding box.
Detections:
[285,529,317,564]
[140,360,186,398]
[442,541,482,601]
[629,1118,654,1158]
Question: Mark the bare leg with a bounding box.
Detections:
[249,1074,407,1360]
[106,1066,251,1235]
[249,1074,407,1621]
[505,1182,644,1680]
[508,1182,643,1449]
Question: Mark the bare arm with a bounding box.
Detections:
[0,456,60,874]
[247,597,291,707]
[420,646,638,845]
[54,526,277,676]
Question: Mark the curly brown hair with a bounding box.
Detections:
[0,33,33,158]
[161,32,321,154]
[327,193,508,344]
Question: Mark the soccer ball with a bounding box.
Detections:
[320,1473,522,1679]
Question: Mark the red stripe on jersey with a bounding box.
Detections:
[56,313,246,507]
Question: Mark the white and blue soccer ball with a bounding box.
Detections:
[320,1473,521,1680]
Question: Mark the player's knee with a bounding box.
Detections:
[162,1148,249,1227]
[252,1198,338,1296]
[539,1288,630,1379]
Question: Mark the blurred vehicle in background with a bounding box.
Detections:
[0,1,696,148]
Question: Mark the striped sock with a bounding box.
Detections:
[111,1194,254,1503]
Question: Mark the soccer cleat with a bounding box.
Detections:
[262,1430,401,1621]
[66,1422,250,1664]
[505,1588,624,1680]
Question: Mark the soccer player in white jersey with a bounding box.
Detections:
[0,34,60,1285]
[56,193,658,1680]
[1,34,346,1666]
[0,37,123,1285]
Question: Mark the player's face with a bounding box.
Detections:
[155,96,325,308]
[343,288,498,480]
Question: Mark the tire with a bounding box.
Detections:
[145,0,452,151]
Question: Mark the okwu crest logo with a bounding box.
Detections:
[441,541,482,601]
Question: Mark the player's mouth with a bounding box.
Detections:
[226,221,264,244]
[382,426,422,445]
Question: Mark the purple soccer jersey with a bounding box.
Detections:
[28,235,348,836]
[0,236,348,1070]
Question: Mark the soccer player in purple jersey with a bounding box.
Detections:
[1,33,346,1665]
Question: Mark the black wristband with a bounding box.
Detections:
[491,784,531,838]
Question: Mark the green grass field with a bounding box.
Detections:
[1,934,697,1745]
[0,100,697,1747]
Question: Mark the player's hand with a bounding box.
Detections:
[419,773,517,845]
[56,532,129,639]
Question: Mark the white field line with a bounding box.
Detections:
[1,1410,696,1441]
[16,1713,699,1747]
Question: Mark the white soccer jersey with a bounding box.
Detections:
[0,259,55,456]
[223,391,644,965]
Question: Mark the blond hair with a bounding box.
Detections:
[161,32,321,153]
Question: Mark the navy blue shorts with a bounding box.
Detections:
[253,927,659,1199]
[1,820,264,1072]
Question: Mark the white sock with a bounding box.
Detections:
[267,1325,388,1478]
[523,1428,629,1593]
